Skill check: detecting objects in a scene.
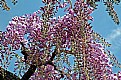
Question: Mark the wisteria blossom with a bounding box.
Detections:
[0,0,121,80]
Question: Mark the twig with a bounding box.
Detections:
[20,42,29,62]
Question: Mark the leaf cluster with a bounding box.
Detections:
[0,0,17,11]
[87,0,120,24]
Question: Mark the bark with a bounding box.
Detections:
[21,64,37,80]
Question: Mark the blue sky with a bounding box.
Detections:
[0,0,121,76]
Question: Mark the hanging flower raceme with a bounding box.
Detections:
[1,0,121,80]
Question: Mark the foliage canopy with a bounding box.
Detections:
[0,0,121,80]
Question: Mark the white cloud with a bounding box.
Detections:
[106,27,121,42]
[106,27,121,53]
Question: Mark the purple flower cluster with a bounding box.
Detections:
[30,64,61,80]
[1,0,121,79]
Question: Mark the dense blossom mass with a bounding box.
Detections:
[0,0,121,80]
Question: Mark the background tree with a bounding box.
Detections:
[0,0,121,80]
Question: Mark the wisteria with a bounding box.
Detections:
[0,0,121,80]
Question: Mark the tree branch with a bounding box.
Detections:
[21,64,36,80]
[20,46,64,80]
[0,43,63,80]
[20,42,29,62]
[44,47,64,78]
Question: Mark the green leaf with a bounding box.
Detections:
[104,1,120,25]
